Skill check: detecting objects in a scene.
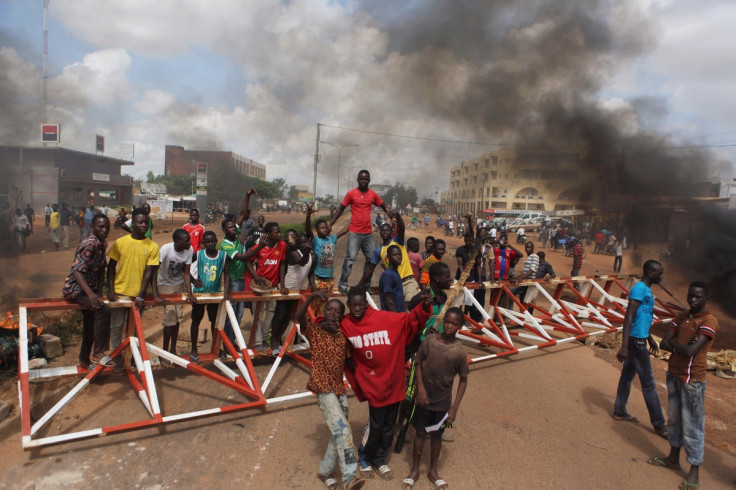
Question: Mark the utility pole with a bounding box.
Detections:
[320,141,358,199]
[312,123,320,205]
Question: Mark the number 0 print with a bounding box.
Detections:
[365,350,373,359]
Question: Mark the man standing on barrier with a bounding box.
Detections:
[330,170,392,295]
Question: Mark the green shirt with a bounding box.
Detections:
[219,237,245,280]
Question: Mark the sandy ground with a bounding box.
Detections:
[0,212,734,489]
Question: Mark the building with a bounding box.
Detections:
[165,145,266,180]
[0,146,134,211]
[441,147,591,217]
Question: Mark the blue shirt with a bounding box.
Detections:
[192,249,226,293]
[313,234,338,279]
[629,281,654,338]
[379,268,405,312]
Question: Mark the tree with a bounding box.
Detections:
[420,196,437,208]
[146,170,156,183]
[271,178,288,198]
[383,183,418,210]
[287,185,300,202]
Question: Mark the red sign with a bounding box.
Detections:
[196,162,208,175]
[41,124,60,143]
[96,134,105,152]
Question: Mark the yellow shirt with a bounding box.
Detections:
[376,239,413,280]
[49,211,60,229]
[107,234,160,297]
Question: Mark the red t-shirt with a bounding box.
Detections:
[342,188,384,234]
[254,241,286,285]
[340,303,431,407]
[183,222,205,252]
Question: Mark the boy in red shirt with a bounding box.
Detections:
[341,286,432,480]
[648,281,718,489]
[182,208,205,253]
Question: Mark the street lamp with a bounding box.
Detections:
[320,141,358,199]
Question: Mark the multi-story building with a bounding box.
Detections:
[0,146,134,211]
[441,147,591,216]
[165,145,266,180]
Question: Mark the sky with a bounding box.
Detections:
[1,0,735,199]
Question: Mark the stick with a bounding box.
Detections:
[656,282,687,309]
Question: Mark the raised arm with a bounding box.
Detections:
[305,203,317,238]
[236,189,257,228]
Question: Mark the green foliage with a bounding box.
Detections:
[271,178,288,198]
[383,183,418,210]
[287,185,300,202]
[420,196,437,208]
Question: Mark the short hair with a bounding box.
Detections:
[92,213,109,224]
[202,230,217,241]
[643,259,662,274]
[689,280,710,297]
[445,306,465,322]
[429,261,450,280]
[358,169,370,177]
[433,239,446,248]
[190,208,199,214]
[386,244,401,255]
[325,298,345,314]
[426,235,435,242]
[131,207,147,220]
[264,222,279,233]
[347,285,367,301]
[407,237,420,250]
[173,228,189,241]
[537,251,546,260]
[221,217,235,230]
[315,218,328,227]
[464,232,474,240]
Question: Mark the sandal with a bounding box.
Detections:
[374,464,393,480]
[402,477,416,489]
[189,352,200,365]
[359,463,374,479]
[345,476,366,489]
[679,480,700,489]
[318,474,338,490]
[646,457,681,471]
[612,413,640,423]
[91,353,115,367]
[159,358,172,369]
[427,475,448,490]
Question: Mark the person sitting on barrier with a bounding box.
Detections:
[107,208,164,373]
[187,231,225,365]
[270,231,318,355]
[402,306,469,490]
[341,286,432,481]
[420,239,446,290]
[295,292,366,490]
[305,203,348,314]
[509,242,539,311]
[62,213,113,369]
[379,245,405,312]
[156,229,196,368]
[247,221,287,356]
[648,281,718,490]
[613,259,668,439]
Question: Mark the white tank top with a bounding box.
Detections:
[284,250,312,290]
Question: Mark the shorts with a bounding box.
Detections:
[410,405,448,435]
[159,283,184,326]
[50,228,61,244]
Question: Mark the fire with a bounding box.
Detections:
[0,310,42,334]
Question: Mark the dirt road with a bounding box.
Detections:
[0,212,734,489]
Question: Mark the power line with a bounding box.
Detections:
[319,123,736,151]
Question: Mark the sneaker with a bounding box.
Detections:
[338,284,349,295]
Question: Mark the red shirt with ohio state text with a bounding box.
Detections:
[254,241,286,285]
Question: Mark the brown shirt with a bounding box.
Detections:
[303,317,349,395]
[416,333,469,411]
[668,311,718,384]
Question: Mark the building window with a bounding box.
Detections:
[98,189,119,201]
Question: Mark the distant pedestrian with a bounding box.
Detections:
[613,238,623,273]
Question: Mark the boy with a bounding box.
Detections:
[613,260,667,438]
[421,236,434,261]
[107,208,163,372]
[49,204,61,251]
[183,208,205,253]
[121,202,154,239]
[406,237,424,285]
[648,281,718,489]
[379,245,405,312]
[62,213,113,369]
[305,203,348,313]
[420,239,446,288]
[188,231,226,364]
[340,286,432,480]
[295,292,365,490]
[157,229,196,367]
[403,306,469,490]
[247,221,287,355]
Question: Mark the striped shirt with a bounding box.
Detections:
[668,312,718,383]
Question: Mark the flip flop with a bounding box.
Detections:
[188,352,200,365]
[402,477,416,489]
[679,480,700,489]
[374,464,393,480]
[646,457,681,470]
[427,475,448,490]
[612,414,640,423]
[318,474,338,490]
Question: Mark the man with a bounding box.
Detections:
[49,204,61,251]
[420,239,446,288]
[571,238,584,290]
[612,260,667,438]
[489,236,522,282]
[357,213,418,305]
[23,204,34,233]
[107,208,164,372]
[534,251,555,280]
[83,205,95,239]
[44,203,51,228]
[649,281,718,490]
[59,203,72,249]
[330,170,391,295]
[121,202,154,239]
[510,242,538,310]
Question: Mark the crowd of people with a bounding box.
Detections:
[55,169,717,490]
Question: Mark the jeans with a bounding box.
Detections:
[613,255,622,273]
[316,393,358,484]
[339,232,376,290]
[224,279,245,346]
[110,299,133,370]
[613,338,666,429]
[571,267,580,291]
[510,285,528,311]
[361,402,400,467]
[666,372,706,466]
[72,293,111,362]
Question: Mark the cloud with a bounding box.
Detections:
[49,48,133,107]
